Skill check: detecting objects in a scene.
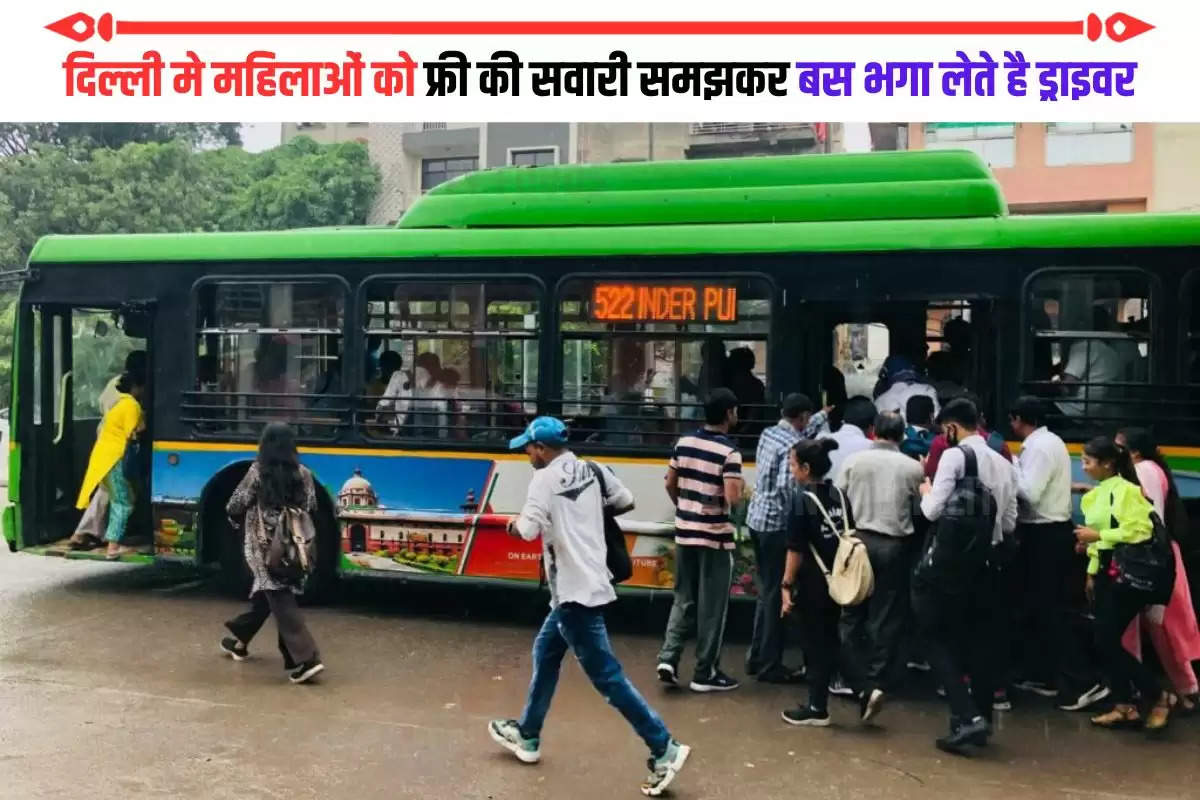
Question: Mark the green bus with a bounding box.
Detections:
[6,149,1200,597]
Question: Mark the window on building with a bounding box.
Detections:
[421,157,478,191]
[924,123,1015,167]
[510,148,557,167]
[1025,270,1151,425]
[361,278,541,443]
[1045,122,1134,166]
[190,280,346,437]
[557,277,771,449]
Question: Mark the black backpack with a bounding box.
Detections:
[587,462,634,585]
[914,446,997,594]
[1110,503,1176,605]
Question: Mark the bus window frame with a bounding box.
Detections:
[552,269,778,455]
[355,272,548,447]
[1019,264,1160,397]
[187,273,353,442]
[1182,268,1200,385]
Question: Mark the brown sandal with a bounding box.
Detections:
[1145,693,1174,731]
[1091,704,1141,728]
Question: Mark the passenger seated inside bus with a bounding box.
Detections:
[727,346,767,437]
[926,351,965,405]
[1054,306,1131,418]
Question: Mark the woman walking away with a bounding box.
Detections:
[779,439,882,727]
[221,423,325,684]
[1075,436,1172,731]
[75,370,146,560]
[1116,428,1200,712]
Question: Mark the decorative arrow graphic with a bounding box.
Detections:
[46,11,1155,43]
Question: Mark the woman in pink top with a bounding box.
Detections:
[1117,428,1200,710]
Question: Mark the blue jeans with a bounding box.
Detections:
[518,603,671,757]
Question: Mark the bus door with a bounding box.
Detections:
[19,302,152,551]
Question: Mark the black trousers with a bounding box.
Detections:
[1018,521,1099,695]
[795,560,855,713]
[746,528,788,675]
[226,590,319,668]
[913,568,1001,724]
[839,530,911,691]
[1094,573,1162,705]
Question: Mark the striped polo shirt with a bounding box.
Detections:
[670,428,744,550]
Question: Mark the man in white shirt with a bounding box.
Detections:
[916,398,1018,754]
[488,417,690,797]
[1008,396,1106,712]
[822,396,877,480]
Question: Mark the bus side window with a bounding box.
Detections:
[188,280,346,438]
[360,279,540,444]
[557,277,772,451]
[1023,270,1152,432]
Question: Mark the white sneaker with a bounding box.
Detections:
[656,663,678,686]
[1058,684,1111,711]
[829,675,856,697]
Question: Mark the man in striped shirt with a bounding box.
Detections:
[657,388,745,693]
[744,393,818,683]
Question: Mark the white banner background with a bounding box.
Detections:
[0,0,1194,121]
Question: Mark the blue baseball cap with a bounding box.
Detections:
[509,416,569,450]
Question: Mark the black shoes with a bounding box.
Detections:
[936,716,991,755]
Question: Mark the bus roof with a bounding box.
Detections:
[25,150,1200,265]
[397,150,1005,228]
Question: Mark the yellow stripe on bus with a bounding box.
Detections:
[1005,442,1200,459]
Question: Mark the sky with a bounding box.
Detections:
[239,123,283,152]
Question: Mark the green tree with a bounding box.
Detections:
[0,123,241,157]
[0,135,380,404]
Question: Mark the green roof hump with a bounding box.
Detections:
[396,150,1007,229]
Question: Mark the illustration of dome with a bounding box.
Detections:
[338,468,378,508]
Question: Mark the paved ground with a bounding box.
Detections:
[1,543,1198,800]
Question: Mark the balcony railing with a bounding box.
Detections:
[689,122,813,136]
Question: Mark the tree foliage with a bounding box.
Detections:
[0,134,381,404]
[0,123,241,157]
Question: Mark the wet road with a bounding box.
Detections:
[1,545,1197,800]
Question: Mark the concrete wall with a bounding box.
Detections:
[485,123,571,167]
[1152,124,1200,212]
[577,123,688,163]
[909,123,1153,213]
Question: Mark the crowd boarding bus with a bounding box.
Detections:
[6,150,1200,599]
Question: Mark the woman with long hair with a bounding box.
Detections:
[74,370,146,560]
[779,438,882,727]
[221,423,325,684]
[1075,435,1172,731]
[1116,428,1200,711]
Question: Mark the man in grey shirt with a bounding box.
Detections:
[834,411,924,707]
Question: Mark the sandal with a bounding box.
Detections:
[1091,704,1141,728]
[1145,693,1174,732]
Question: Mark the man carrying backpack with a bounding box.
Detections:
[916,398,1018,755]
[488,417,690,798]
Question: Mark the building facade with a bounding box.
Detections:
[282,122,841,224]
[870,123,1152,214]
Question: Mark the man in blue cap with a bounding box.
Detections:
[488,417,691,797]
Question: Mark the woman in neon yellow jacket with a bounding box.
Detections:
[1074,435,1172,732]
[76,371,145,559]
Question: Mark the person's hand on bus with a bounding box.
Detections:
[506,516,520,537]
